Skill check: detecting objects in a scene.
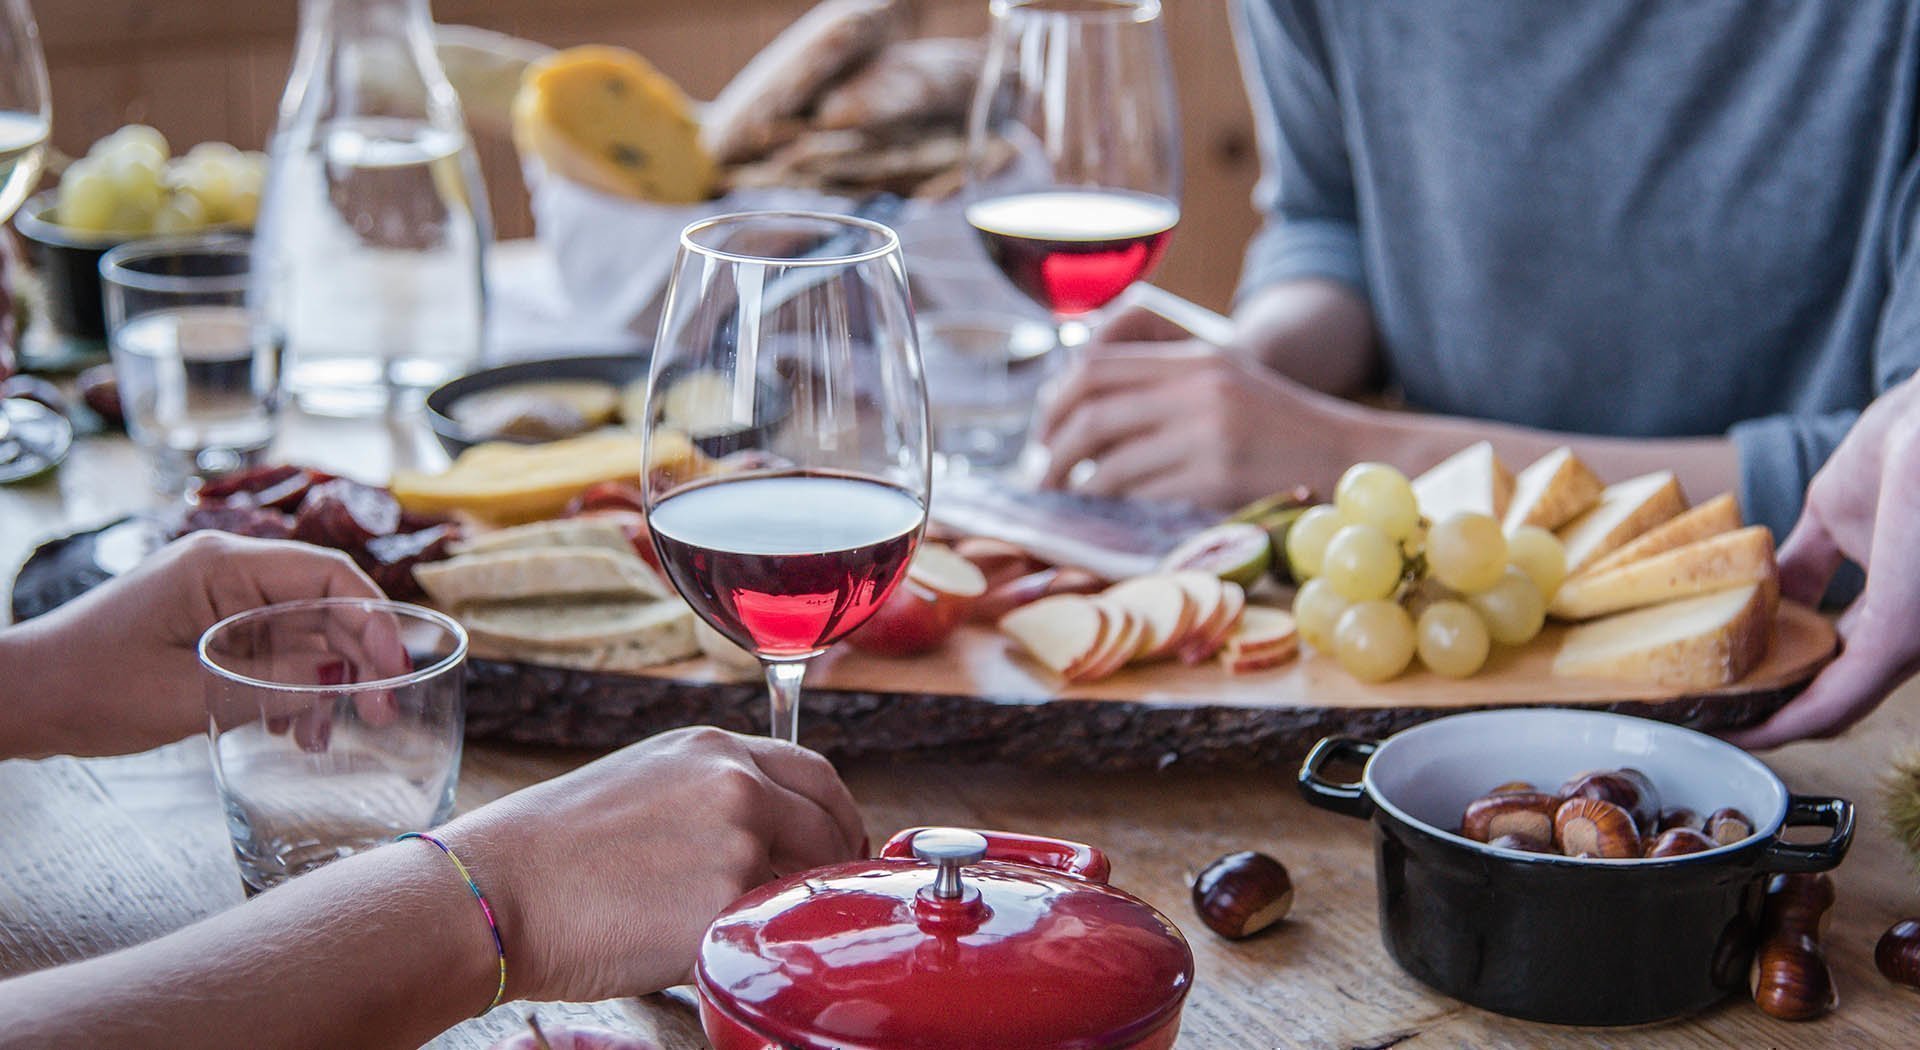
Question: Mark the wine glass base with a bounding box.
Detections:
[0,397,73,484]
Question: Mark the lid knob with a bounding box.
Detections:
[912,828,988,899]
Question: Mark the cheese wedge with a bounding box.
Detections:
[392,430,701,525]
[1555,471,1687,575]
[1583,493,1742,577]
[452,517,638,559]
[414,547,667,607]
[1412,442,1515,524]
[1548,525,1775,621]
[1552,583,1772,689]
[463,598,700,672]
[1503,447,1604,533]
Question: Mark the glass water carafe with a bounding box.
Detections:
[254,0,489,417]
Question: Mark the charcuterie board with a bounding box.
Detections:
[463,601,1834,770]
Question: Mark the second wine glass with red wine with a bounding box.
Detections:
[642,211,931,743]
[966,0,1181,349]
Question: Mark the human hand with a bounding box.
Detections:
[441,726,865,1004]
[9,531,385,759]
[1033,306,1362,507]
[1728,374,1920,748]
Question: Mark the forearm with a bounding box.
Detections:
[0,617,78,760]
[0,840,502,1050]
[1232,279,1379,397]
[1359,407,1740,504]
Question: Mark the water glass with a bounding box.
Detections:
[199,598,467,893]
[100,236,280,496]
[920,310,1058,475]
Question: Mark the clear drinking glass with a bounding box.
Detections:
[965,0,1182,349]
[101,236,280,497]
[200,598,468,893]
[0,0,60,484]
[642,212,931,743]
[252,0,489,417]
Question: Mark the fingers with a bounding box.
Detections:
[759,778,862,874]
[1777,514,1844,607]
[1039,390,1168,489]
[738,736,865,859]
[1094,303,1194,345]
[1034,350,1201,440]
[1069,427,1191,498]
[1724,646,1907,749]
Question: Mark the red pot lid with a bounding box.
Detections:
[696,827,1194,1050]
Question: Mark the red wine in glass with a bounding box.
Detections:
[966,189,1179,318]
[648,471,925,658]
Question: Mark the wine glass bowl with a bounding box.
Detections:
[966,0,1182,336]
[642,211,931,742]
[0,0,64,485]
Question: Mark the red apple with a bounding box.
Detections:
[846,543,988,656]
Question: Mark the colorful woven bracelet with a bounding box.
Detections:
[397,831,507,1013]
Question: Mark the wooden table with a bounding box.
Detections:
[6,392,1920,1049]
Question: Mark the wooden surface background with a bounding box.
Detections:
[34,0,1261,312]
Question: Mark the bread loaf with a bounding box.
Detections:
[815,38,983,131]
[701,0,898,164]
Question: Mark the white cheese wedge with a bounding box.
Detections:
[414,547,666,607]
[461,597,699,671]
[1553,583,1772,689]
[1582,493,1742,577]
[1555,471,1688,575]
[1502,447,1604,534]
[1412,441,1516,524]
[1548,526,1775,621]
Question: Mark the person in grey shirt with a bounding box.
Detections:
[1036,0,1920,545]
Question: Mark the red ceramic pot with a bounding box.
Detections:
[696,827,1194,1050]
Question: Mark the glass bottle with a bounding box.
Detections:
[253,0,489,417]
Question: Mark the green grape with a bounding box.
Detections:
[1292,577,1352,653]
[1417,601,1491,678]
[96,124,169,169]
[1507,526,1568,598]
[1322,522,1404,601]
[227,186,261,228]
[1469,566,1547,646]
[1426,512,1507,593]
[100,150,165,226]
[55,157,116,232]
[185,140,243,166]
[1334,462,1420,539]
[152,191,208,234]
[1333,600,1417,682]
[1284,504,1347,579]
[173,157,236,224]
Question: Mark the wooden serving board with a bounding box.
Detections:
[464,601,1836,770]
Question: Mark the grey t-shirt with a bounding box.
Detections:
[1235,0,1920,537]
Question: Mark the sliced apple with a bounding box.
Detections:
[1104,574,1198,663]
[1073,602,1144,682]
[1182,580,1246,664]
[1219,606,1300,673]
[1000,595,1108,677]
[909,542,990,599]
[1170,570,1229,649]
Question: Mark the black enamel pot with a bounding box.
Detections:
[1298,709,1852,1027]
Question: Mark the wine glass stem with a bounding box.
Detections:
[763,659,806,743]
[1056,319,1093,351]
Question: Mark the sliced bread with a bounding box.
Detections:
[414,547,666,607]
[452,516,640,559]
[461,597,699,671]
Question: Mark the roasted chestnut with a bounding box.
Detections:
[1192,850,1293,940]
[1658,807,1704,833]
[1460,792,1560,849]
[1751,873,1837,1021]
[1644,827,1714,858]
[1706,807,1754,848]
[1552,797,1641,859]
[1487,833,1551,853]
[1559,768,1660,836]
[77,363,122,427]
[1488,780,1536,795]
[1875,919,1920,991]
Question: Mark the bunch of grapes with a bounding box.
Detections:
[1287,462,1568,682]
[55,125,267,237]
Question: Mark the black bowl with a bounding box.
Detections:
[14,190,134,342]
[426,352,794,461]
[1299,709,1852,1026]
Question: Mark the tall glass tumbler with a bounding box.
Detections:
[101,236,281,497]
[199,598,467,893]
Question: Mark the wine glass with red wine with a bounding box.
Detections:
[966,0,1181,349]
[642,211,930,743]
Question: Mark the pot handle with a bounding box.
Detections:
[1757,795,1855,873]
[1297,735,1378,819]
[881,827,1111,884]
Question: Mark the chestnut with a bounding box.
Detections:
[1191,850,1293,940]
[1460,791,1560,849]
[1553,797,1641,858]
[1658,807,1704,833]
[77,364,122,428]
[1559,768,1660,836]
[1875,918,1920,991]
[1751,934,1837,1021]
[1706,807,1754,848]
[1643,827,1714,858]
[1487,833,1551,853]
[1488,780,1536,795]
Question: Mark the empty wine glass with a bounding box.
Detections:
[642,212,931,743]
[966,0,1182,351]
